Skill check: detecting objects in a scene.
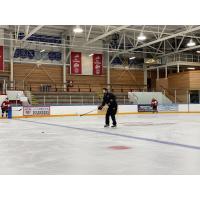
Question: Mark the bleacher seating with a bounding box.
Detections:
[31,92,130,105]
[18,32,62,44]
[14,48,62,61]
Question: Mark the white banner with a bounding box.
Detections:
[23,106,50,116]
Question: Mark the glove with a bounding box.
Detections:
[98,105,103,110]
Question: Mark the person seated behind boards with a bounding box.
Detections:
[1,98,11,118]
[151,97,158,113]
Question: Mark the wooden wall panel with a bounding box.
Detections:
[67,68,144,86]
[13,63,63,91]
[14,63,63,84]
[0,63,10,79]
[14,64,62,83]
[13,64,144,85]
[157,70,200,90]
[110,69,144,86]
[168,72,190,89]
[188,71,200,89]
[155,71,199,103]
[11,63,144,92]
[4,63,10,72]
[156,78,168,91]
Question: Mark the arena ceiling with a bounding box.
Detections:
[1,25,200,59]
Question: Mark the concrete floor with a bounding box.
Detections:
[0,113,200,174]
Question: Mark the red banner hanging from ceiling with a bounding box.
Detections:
[71,52,82,74]
[0,46,4,71]
[93,54,103,75]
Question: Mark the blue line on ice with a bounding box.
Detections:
[17,118,200,151]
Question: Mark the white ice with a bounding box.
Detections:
[0,113,200,174]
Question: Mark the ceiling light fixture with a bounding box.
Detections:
[137,32,146,41]
[73,25,83,33]
[129,56,136,60]
[40,49,45,53]
[187,39,196,47]
[187,67,195,70]
[145,58,156,64]
[89,53,94,57]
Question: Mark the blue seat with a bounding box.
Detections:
[112,57,122,65]
[27,50,35,59]
[27,35,34,41]
[55,52,62,61]
[18,32,62,44]
[18,32,25,40]
[20,49,27,59]
[14,49,20,58]
[35,50,42,60]
[48,51,55,60]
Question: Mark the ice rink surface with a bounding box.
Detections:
[1,113,200,175]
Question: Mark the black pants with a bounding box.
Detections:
[152,106,158,112]
[1,109,8,117]
[105,107,117,126]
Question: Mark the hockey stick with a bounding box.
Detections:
[80,108,97,117]
[2,107,22,112]
[13,108,22,111]
[11,108,22,111]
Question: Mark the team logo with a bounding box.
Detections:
[24,107,32,115]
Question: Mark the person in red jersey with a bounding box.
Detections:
[1,98,11,118]
[151,98,158,113]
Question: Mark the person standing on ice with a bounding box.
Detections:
[1,98,11,118]
[151,97,158,113]
[98,88,118,128]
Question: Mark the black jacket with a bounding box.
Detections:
[100,92,118,109]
